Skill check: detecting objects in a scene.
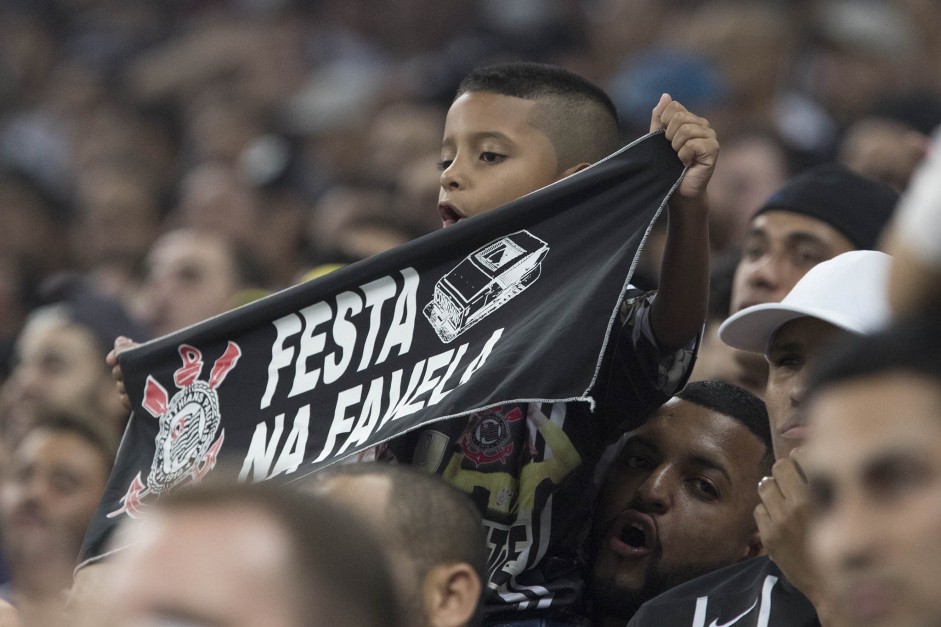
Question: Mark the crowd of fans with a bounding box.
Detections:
[1,0,941,625]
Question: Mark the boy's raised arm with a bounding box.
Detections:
[647,93,717,350]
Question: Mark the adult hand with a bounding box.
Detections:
[756,450,835,623]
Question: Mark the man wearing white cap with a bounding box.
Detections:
[712,164,898,398]
[628,250,891,627]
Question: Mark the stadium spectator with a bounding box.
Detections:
[588,380,772,625]
[627,250,892,625]
[89,480,401,627]
[0,274,148,443]
[0,413,115,627]
[133,228,266,338]
[724,163,898,394]
[304,462,486,627]
[803,310,941,627]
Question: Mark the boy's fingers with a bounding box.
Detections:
[114,336,135,353]
[108,337,136,410]
[675,137,720,169]
[665,116,715,146]
[649,93,672,132]
[115,381,130,410]
[108,337,138,368]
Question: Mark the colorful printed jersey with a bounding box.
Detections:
[388,289,697,619]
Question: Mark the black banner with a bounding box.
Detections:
[80,131,685,564]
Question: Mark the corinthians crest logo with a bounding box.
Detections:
[108,342,241,519]
[458,405,524,467]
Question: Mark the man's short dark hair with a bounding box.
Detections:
[676,379,773,473]
[456,62,622,168]
[161,481,402,627]
[25,410,118,470]
[312,462,487,582]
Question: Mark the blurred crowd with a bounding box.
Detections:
[3,0,941,358]
[1,0,941,626]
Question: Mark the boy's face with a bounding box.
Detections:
[437,92,566,227]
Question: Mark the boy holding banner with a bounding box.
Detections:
[385,62,717,625]
[103,62,718,625]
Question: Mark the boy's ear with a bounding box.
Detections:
[423,562,482,627]
[559,162,592,178]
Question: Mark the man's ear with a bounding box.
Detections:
[423,562,482,627]
[559,162,592,179]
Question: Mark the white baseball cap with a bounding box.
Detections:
[719,250,892,354]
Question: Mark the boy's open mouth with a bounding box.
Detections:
[438,202,463,228]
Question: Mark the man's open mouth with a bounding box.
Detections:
[621,522,647,548]
[608,510,656,557]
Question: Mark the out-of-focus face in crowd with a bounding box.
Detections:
[0,424,109,568]
[806,371,941,627]
[0,310,122,443]
[137,229,243,337]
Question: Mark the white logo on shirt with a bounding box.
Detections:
[691,575,778,627]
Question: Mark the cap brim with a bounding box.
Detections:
[719,305,798,353]
[720,300,876,353]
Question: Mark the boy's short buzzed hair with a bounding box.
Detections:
[456,62,622,169]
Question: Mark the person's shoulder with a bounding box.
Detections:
[629,557,820,627]
[646,557,778,602]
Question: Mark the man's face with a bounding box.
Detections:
[805,373,941,627]
[140,231,240,336]
[730,210,855,312]
[765,317,851,461]
[105,505,303,627]
[0,428,108,565]
[437,92,565,227]
[590,398,766,614]
[2,317,110,441]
